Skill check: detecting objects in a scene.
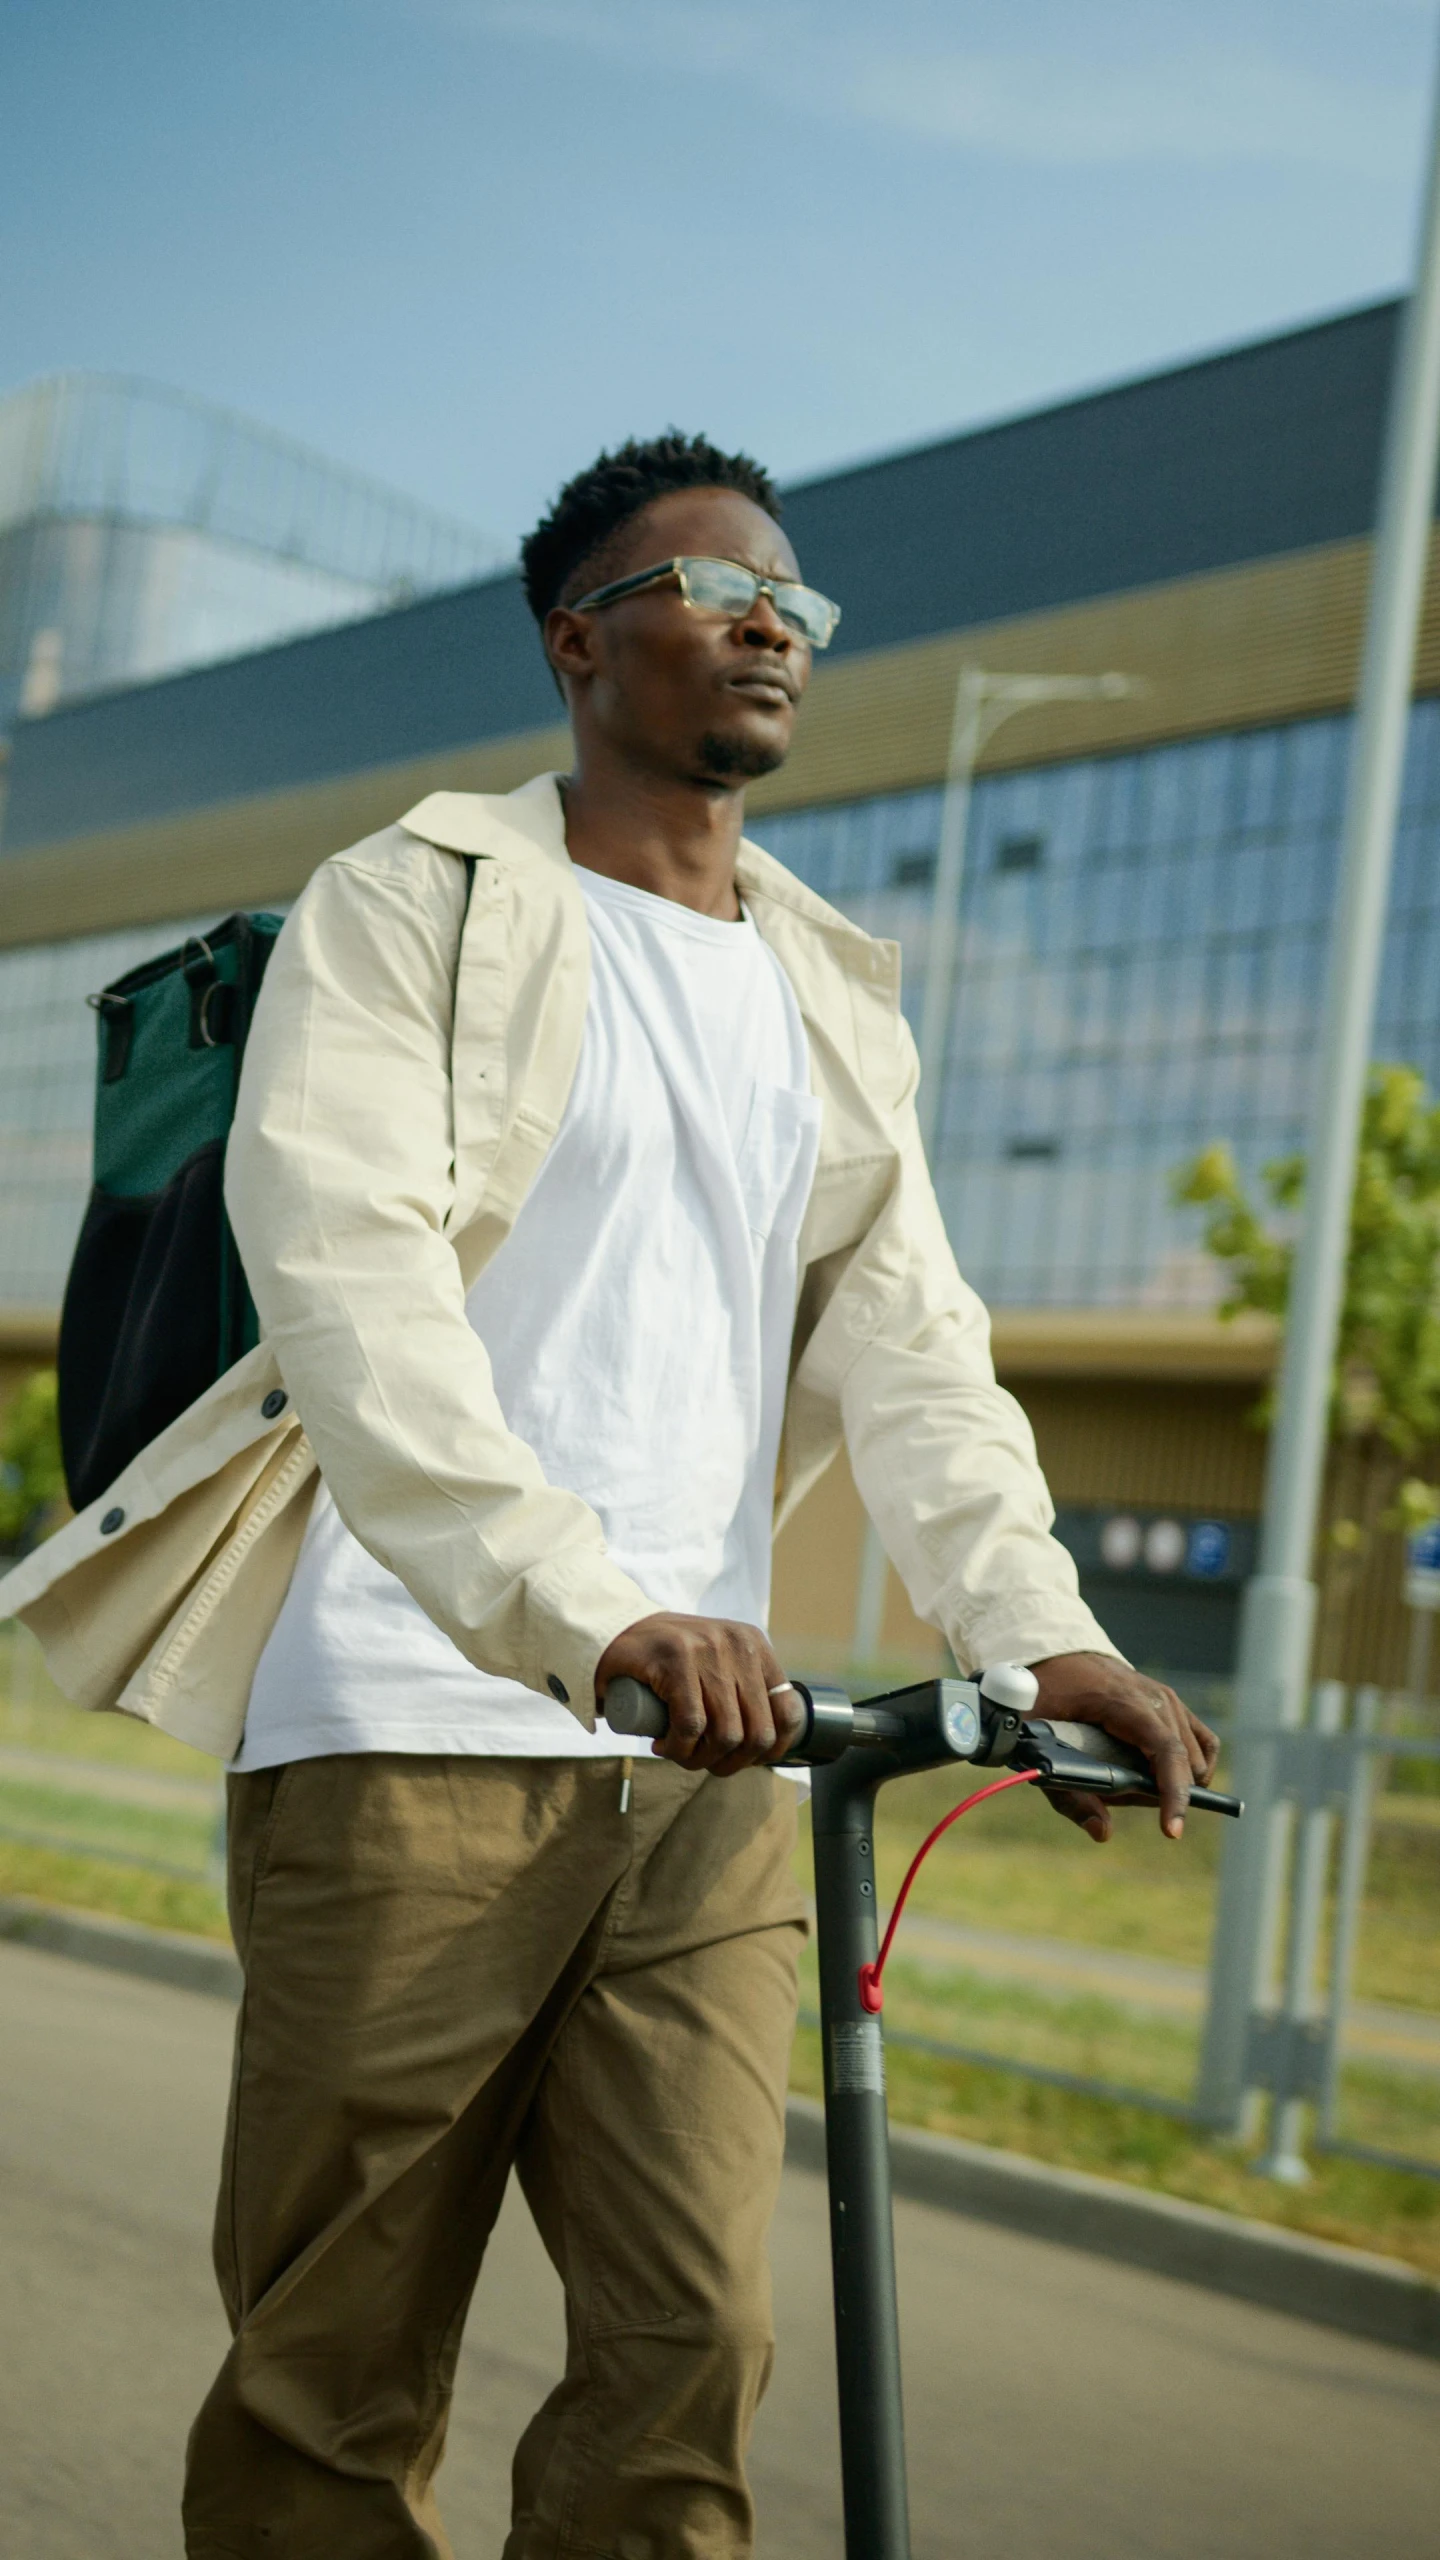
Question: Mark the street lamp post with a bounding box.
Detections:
[1198,42,1440,2162]
[913,666,1140,1159]
[851,662,1139,1666]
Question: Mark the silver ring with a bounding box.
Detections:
[768,1682,796,1699]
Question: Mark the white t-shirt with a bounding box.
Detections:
[234,865,823,1770]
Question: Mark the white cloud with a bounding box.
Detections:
[856,44,1409,176]
[423,0,1428,180]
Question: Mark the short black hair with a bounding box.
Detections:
[520,430,781,628]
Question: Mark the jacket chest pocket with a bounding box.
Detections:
[735,1083,823,1244]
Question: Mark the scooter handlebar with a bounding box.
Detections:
[603,1675,1242,1812]
[603,1677,669,1738]
[603,1676,899,1762]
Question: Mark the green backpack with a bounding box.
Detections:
[58,913,285,1512]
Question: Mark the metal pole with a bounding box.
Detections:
[1405,1603,1434,1704]
[858,665,1139,1661]
[1199,48,1440,2130]
[913,666,1138,1160]
[914,667,985,1159]
[1256,1681,1345,2181]
[1319,1686,1382,2142]
[812,1761,911,2560]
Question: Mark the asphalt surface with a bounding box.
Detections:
[2,1940,1438,2560]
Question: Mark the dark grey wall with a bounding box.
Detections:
[3,300,1400,856]
[2,573,555,853]
[784,299,1396,655]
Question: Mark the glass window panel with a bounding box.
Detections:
[1231,727,1286,836]
[13,700,1436,1322]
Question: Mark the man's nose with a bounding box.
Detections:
[739,592,792,649]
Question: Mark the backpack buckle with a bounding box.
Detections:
[87,990,134,1083]
[182,938,237,1049]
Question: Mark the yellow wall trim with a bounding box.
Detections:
[0,1309,60,1358]
[0,724,571,950]
[0,1298,1275,1383]
[11,525,1440,950]
[990,1309,1278,1382]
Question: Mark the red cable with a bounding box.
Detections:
[857,1768,1043,2014]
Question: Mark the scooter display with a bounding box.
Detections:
[605,1665,1241,2560]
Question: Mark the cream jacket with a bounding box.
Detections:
[5,775,1117,1758]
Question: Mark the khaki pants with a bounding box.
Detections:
[182,1754,805,2560]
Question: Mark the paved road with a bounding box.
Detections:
[3,1941,1438,2560]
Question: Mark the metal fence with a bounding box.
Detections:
[1229,1686,1440,2184]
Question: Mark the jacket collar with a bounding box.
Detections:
[400,773,572,872]
[401,772,895,994]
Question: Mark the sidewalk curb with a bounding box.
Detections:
[785,2097,1440,2360]
[0,1895,242,2001]
[5,1895,1435,2362]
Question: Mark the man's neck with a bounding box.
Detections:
[559,759,746,920]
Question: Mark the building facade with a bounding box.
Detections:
[2,302,1433,1680]
[0,374,499,731]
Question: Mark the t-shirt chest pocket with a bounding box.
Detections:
[734,1081,824,1243]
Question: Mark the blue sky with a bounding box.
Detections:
[3,1,1437,550]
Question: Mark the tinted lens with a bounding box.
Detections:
[772,583,840,648]
[682,558,763,617]
[681,557,840,649]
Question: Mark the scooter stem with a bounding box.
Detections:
[811,1751,912,2560]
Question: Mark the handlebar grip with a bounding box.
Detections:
[603,1677,669,1739]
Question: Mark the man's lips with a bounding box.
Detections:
[727,668,798,708]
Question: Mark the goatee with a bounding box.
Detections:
[696,731,786,782]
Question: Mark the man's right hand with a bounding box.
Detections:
[595,1613,807,1775]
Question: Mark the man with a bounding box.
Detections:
[10,432,1217,2557]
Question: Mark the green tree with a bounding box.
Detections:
[1174,1065,1440,1666]
[0,1369,65,1550]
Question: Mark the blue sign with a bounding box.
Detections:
[1187,1520,1232,1580]
[1408,1519,1440,1574]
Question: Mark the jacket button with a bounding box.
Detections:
[100,1508,125,1535]
[261,1388,288,1420]
[547,1674,570,1704]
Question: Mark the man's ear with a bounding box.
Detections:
[544,605,595,696]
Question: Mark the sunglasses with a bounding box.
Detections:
[571,554,841,650]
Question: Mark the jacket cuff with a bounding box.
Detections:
[944,1594,1128,1678]
[516,1552,658,1732]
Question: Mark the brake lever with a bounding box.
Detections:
[1012,1717,1243,1817]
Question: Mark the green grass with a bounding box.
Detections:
[866,1769,1224,1963]
[803,1946,1202,2104]
[0,1775,218,1873]
[0,1836,230,1939]
[791,2024,1440,2278]
[0,1675,215,1778]
[6,1644,1436,2007]
[792,1771,1440,2014]
[1325,2058,1440,2170]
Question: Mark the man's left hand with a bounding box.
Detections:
[1025,1653,1220,1843]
